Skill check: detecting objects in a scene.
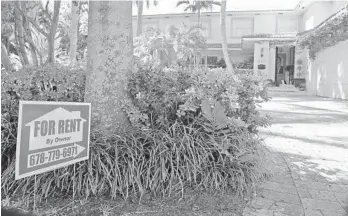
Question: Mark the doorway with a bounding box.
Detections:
[275,46,295,84]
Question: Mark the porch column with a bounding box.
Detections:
[269,47,276,81]
[294,47,309,91]
[253,41,270,79]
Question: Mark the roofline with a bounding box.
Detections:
[243,38,296,42]
[132,9,296,19]
[132,0,312,18]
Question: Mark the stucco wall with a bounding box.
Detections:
[133,11,298,44]
[309,40,348,100]
[300,1,348,32]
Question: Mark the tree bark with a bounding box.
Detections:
[85,1,132,132]
[21,1,38,66]
[136,0,144,36]
[220,0,234,74]
[14,1,29,65]
[47,0,61,63]
[1,43,12,70]
[197,2,200,26]
[69,0,78,65]
[14,21,25,66]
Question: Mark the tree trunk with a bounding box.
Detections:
[197,7,200,26]
[21,1,38,66]
[1,43,12,70]
[136,0,144,36]
[14,1,29,65]
[69,0,78,65]
[14,21,25,66]
[196,1,200,67]
[220,0,234,74]
[47,0,61,63]
[85,1,132,132]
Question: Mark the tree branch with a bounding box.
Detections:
[25,36,43,64]
[15,4,49,37]
[42,7,53,23]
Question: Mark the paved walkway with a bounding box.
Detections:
[243,95,348,216]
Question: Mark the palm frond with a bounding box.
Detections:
[176,0,190,7]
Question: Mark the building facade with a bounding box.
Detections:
[133,0,348,98]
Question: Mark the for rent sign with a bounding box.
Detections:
[16,101,91,180]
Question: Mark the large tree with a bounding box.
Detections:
[14,1,29,65]
[220,0,234,73]
[85,1,133,132]
[16,0,61,64]
[69,0,78,65]
[136,0,158,36]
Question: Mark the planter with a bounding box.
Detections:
[293,78,306,88]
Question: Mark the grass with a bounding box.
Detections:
[2,188,252,216]
[2,122,269,201]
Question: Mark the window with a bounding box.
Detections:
[231,18,254,37]
[277,16,298,33]
[201,56,218,65]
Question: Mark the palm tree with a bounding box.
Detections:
[85,1,133,132]
[176,0,220,25]
[136,0,158,36]
[220,0,234,73]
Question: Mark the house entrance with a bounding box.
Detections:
[275,46,295,84]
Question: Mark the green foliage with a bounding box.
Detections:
[297,5,348,59]
[210,57,254,69]
[176,0,221,12]
[1,64,85,171]
[1,63,271,203]
[125,64,193,128]
[2,123,268,201]
[134,25,207,67]
[126,64,270,134]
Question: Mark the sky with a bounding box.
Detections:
[131,0,303,16]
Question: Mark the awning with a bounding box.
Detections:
[241,33,297,49]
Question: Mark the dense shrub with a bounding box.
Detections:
[1,64,85,171]
[1,63,270,202]
[125,64,270,132]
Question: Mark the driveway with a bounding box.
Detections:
[244,94,348,216]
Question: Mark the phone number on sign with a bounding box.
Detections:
[28,146,78,167]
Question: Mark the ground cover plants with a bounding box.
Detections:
[1,62,271,215]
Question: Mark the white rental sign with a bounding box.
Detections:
[16,101,91,180]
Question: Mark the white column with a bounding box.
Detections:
[253,41,270,79]
[269,47,276,81]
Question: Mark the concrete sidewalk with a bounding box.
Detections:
[243,95,348,216]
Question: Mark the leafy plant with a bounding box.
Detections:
[1,64,85,171]
[2,63,271,205]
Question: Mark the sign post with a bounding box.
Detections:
[15,101,91,180]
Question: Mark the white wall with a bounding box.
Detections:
[133,11,299,43]
[300,1,348,32]
[254,15,276,33]
[309,40,348,100]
